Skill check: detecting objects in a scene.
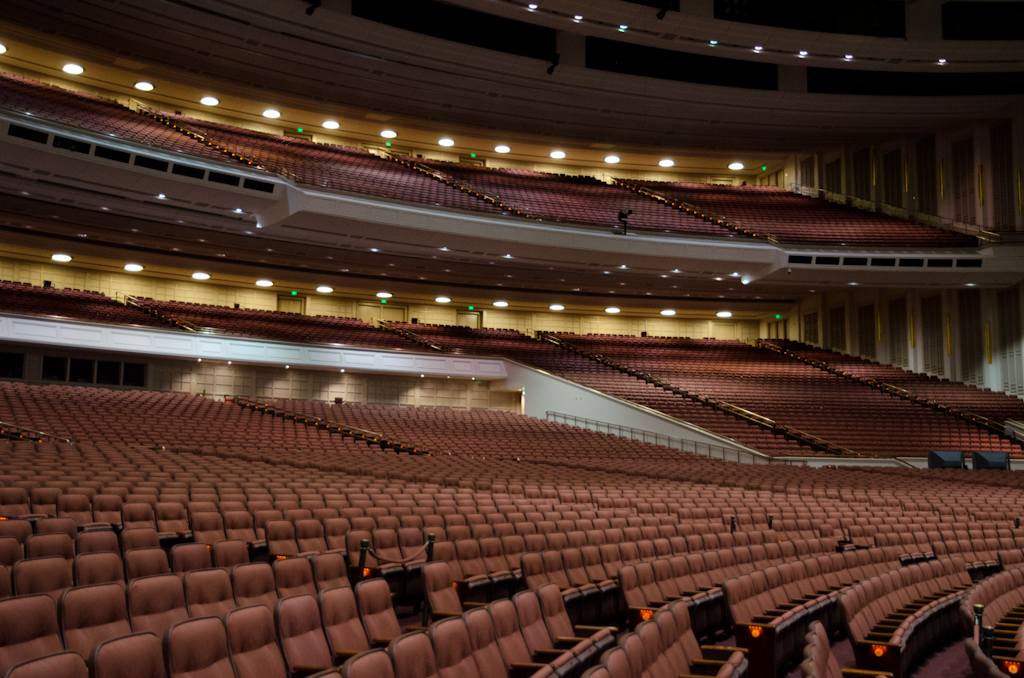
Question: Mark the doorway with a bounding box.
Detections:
[277,295,305,314]
[456,311,481,328]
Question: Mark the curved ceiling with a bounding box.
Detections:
[0,0,1021,165]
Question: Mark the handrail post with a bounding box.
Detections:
[357,538,370,582]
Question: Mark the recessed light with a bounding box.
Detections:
[376,292,393,299]
[754,45,763,52]
[124,264,144,272]
[504,254,513,259]
[322,120,340,129]
[798,50,808,57]
[709,40,718,45]
[965,283,976,287]
[604,155,620,164]
[528,3,538,8]
[619,24,628,30]
[255,280,274,287]
[51,253,72,263]
[493,301,509,307]
[262,109,281,119]
[849,282,858,286]
[845,54,854,60]
[369,248,379,252]
[62,63,84,75]
[605,307,620,314]
[550,150,566,159]
[234,208,243,213]
[316,286,334,293]
[438,138,455,147]
[938,58,947,64]
[0,44,6,54]
[495,145,511,153]
[200,96,219,106]
[435,296,452,303]
[716,311,733,318]
[660,309,676,316]
[659,159,675,167]
[549,304,565,311]
[380,130,397,138]
[134,81,154,92]
[574,14,583,20]
[728,162,744,170]
[157,193,166,199]
[192,272,210,280]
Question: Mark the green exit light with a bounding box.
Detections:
[762,165,768,171]
[297,128,303,133]
[470,153,476,158]
[291,290,298,296]
[468,306,474,310]
[775,314,782,319]
[385,142,391,146]
[380,299,387,304]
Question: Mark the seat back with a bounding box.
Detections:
[312,552,349,592]
[74,552,125,590]
[339,648,395,678]
[275,594,333,676]
[387,631,438,678]
[232,563,279,611]
[3,651,88,678]
[165,616,234,678]
[355,577,402,643]
[127,574,189,639]
[58,583,132,659]
[11,556,73,602]
[90,632,167,678]
[225,605,287,678]
[274,557,317,599]
[428,617,481,678]
[171,543,214,574]
[320,586,370,658]
[0,594,63,677]
[184,568,237,619]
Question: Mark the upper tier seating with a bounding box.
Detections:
[554,333,1019,458]
[0,72,225,162]
[134,297,416,349]
[765,341,1024,424]
[0,281,169,329]
[162,113,503,215]
[408,159,727,236]
[625,182,977,247]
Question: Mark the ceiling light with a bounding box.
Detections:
[659,159,675,167]
[200,96,219,106]
[965,283,976,287]
[528,3,538,8]
[192,272,210,280]
[605,307,620,314]
[709,40,718,45]
[380,130,397,138]
[262,109,281,119]
[604,155,620,164]
[495,145,511,153]
[62,63,84,75]
[574,14,583,21]
[438,138,455,147]
[619,24,628,30]
[369,248,379,252]
[728,162,744,170]
[845,54,854,60]
[716,311,733,318]
[938,58,947,64]
[51,253,72,263]
[157,193,166,199]
[134,81,154,92]
[322,120,340,129]
[798,50,808,57]
[0,44,6,54]
[435,296,451,303]
[549,304,565,311]
[493,301,509,307]
[124,264,144,272]
[754,45,763,52]
[550,150,566,159]
[316,286,334,293]
[660,310,676,316]
[376,292,393,299]
[255,280,274,287]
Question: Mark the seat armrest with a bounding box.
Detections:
[461,601,489,608]
[371,637,394,647]
[556,637,589,644]
[575,625,616,632]
[701,645,747,655]
[841,670,894,677]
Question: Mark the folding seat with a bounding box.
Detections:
[165,616,234,678]
[125,548,170,581]
[212,540,249,572]
[513,588,593,671]
[90,495,123,528]
[0,594,64,676]
[0,487,31,518]
[2,650,89,677]
[73,530,116,555]
[29,488,60,518]
[296,520,329,553]
[225,605,287,678]
[11,556,73,602]
[57,583,132,659]
[275,594,334,677]
[324,518,351,552]
[0,520,32,553]
[192,512,228,546]
[127,573,189,639]
[155,503,192,539]
[354,577,402,645]
[121,527,160,553]
[387,631,440,678]
[24,534,74,564]
[537,582,614,653]
[231,563,279,610]
[184,568,237,619]
[121,503,156,531]
[172,543,214,575]
[319,586,370,663]
[74,552,124,589]
[274,556,317,599]
[373,529,416,600]
[338,647,393,678]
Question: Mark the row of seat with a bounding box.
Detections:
[839,558,973,678]
[958,565,1024,665]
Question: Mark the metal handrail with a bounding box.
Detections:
[377,321,446,352]
[233,396,429,455]
[120,295,202,333]
[0,421,74,444]
[545,411,770,465]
